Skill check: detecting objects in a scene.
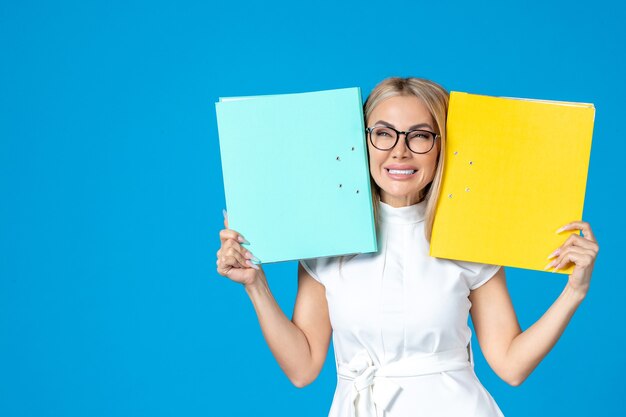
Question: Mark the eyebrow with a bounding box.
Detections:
[373,120,435,131]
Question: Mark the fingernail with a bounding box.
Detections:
[551,262,561,273]
[222,209,228,219]
[245,251,260,262]
[238,235,250,245]
[555,226,566,234]
[246,260,259,270]
[547,249,560,260]
[543,259,558,271]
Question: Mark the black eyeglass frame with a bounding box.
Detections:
[365,125,440,154]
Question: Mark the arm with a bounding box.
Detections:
[469,221,598,386]
[243,264,332,388]
[217,216,332,388]
[469,267,584,386]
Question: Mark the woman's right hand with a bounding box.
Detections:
[216,210,263,287]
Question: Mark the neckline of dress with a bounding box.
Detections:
[378,199,427,224]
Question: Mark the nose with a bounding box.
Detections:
[391,134,412,159]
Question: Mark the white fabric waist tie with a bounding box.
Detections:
[336,347,471,417]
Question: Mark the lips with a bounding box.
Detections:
[385,168,417,173]
[385,167,418,180]
[384,165,418,171]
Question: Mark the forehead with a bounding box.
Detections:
[368,95,433,127]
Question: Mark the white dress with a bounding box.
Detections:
[300,199,505,417]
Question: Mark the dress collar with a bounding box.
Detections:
[378,199,427,224]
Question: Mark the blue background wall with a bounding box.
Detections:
[1,0,624,416]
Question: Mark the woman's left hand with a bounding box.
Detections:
[545,221,599,296]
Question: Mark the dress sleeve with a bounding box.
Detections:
[456,260,502,290]
[299,258,323,285]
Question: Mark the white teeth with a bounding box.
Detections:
[388,169,416,175]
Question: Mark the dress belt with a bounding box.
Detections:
[336,347,471,417]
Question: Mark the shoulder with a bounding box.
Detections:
[299,256,342,285]
[445,259,502,290]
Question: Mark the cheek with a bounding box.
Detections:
[368,158,380,181]
[367,154,384,185]
[424,156,440,181]
[367,147,381,172]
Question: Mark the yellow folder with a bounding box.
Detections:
[430,92,595,274]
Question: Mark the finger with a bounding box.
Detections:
[224,253,250,270]
[219,245,245,269]
[221,238,239,253]
[545,246,595,272]
[221,239,259,261]
[223,209,229,229]
[245,260,260,270]
[553,250,594,272]
[223,242,258,267]
[547,234,595,259]
[558,233,600,253]
[216,258,230,276]
[219,228,250,245]
[226,245,248,268]
[223,245,261,270]
[217,245,244,270]
[556,221,597,242]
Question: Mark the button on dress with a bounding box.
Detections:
[300,200,505,417]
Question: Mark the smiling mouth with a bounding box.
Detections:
[385,168,417,175]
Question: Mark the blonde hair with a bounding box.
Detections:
[364,77,449,243]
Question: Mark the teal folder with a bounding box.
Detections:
[215,87,378,264]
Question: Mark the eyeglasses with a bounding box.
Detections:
[366,125,440,154]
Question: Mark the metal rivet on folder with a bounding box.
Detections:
[351,147,355,151]
[448,194,453,198]
[465,187,470,192]
[454,151,458,155]
[339,184,342,188]
[356,190,360,194]
[469,161,473,165]
[336,156,340,161]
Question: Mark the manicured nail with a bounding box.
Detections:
[245,251,260,262]
[547,249,560,260]
[555,226,567,234]
[246,260,259,270]
[222,209,228,219]
[543,259,559,271]
[551,262,561,273]
[238,235,250,245]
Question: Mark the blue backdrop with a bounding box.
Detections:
[1,0,624,416]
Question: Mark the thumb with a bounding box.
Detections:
[223,209,229,229]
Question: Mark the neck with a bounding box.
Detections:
[379,190,425,208]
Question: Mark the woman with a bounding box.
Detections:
[216,77,599,417]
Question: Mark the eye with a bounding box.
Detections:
[373,127,394,137]
[408,130,432,140]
